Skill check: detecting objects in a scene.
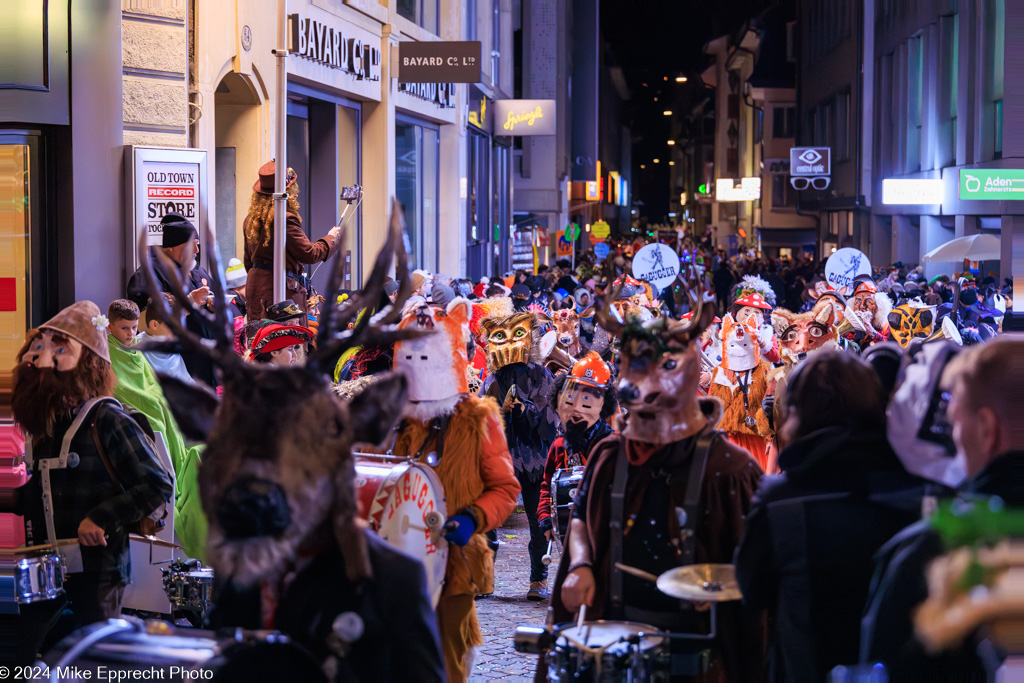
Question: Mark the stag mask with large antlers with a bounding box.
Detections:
[599,267,717,445]
[137,199,426,586]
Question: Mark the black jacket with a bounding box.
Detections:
[483,362,558,480]
[735,426,927,682]
[209,531,445,682]
[860,450,1023,677]
[126,248,219,387]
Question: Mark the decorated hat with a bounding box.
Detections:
[225,258,247,290]
[681,310,722,324]
[851,279,878,297]
[473,282,487,298]
[735,275,777,307]
[253,161,297,195]
[251,324,313,356]
[38,300,111,363]
[568,352,612,389]
[265,300,304,323]
[160,213,198,249]
[733,292,773,310]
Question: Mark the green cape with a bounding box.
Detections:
[107,334,207,560]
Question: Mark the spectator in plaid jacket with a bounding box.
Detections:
[11,301,173,656]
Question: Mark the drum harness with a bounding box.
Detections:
[609,429,718,623]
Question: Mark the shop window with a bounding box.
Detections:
[0,144,30,370]
[771,174,795,208]
[396,119,439,271]
[994,100,1003,159]
[397,0,438,34]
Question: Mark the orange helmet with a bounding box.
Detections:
[569,351,612,388]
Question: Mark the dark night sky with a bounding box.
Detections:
[601,0,772,221]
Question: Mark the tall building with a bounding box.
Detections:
[869,0,1018,287]
[0,0,523,372]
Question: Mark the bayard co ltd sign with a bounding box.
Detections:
[288,14,381,81]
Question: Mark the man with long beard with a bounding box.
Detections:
[10,301,173,659]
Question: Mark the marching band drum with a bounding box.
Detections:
[353,454,449,606]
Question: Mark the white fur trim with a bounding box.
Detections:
[403,395,463,420]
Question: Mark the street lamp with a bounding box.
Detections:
[663,110,672,116]
[667,140,675,145]
[676,76,687,83]
[653,158,660,164]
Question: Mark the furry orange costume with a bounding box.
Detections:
[708,314,773,470]
[391,299,520,682]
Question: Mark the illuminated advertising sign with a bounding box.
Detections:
[882,178,943,204]
[959,169,1024,200]
[716,177,761,202]
[493,99,556,135]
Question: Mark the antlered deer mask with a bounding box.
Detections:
[138,200,427,587]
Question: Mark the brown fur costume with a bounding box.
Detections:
[388,395,519,681]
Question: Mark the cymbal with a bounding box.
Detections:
[657,563,743,602]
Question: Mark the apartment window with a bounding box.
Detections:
[397,0,438,34]
[772,106,795,138]
[835,92,850,161]
[771,173,795,207]
[991,0,1004,159]
[395,118,439,271]
[907,35,923,172]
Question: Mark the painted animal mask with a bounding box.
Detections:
[538,303,595,357]
[556,352,611,430]
[720,313,761,371]
[771,298,838,364]
[480,312,538,373]
[888,303,935,347]
[395,299,471,402]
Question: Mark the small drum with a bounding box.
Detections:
[43,617,325,682]
[547,621,668,682]
[552,466,586,538]
[162,560,214,627]
[353,455,448,606]
[14,551,65,605]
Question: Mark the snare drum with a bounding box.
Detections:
[547,621,669,682]
[162,561,214,626]
[353,456,448,606]
[14,551,65,604]
[43,617,324,682]
[552,466,586,538]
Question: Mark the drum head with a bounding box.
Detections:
[558,621,664,654]
[368,462,448,606]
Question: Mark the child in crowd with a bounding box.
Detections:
[105,298,207,560]
[136,293,193,385]
[107,299,140,346]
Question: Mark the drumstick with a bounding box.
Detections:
[542,540,554,565]
[13,538,80,553]
[614,562,660,584]
[576,603,587,632]
[129,534,183,550]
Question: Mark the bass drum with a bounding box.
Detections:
[43,618,325,682]
[353,455,448,606]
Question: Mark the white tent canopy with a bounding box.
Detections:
[921,234,1001,263]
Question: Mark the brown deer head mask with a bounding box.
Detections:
[138,200,427,586]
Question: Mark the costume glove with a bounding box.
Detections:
[443,514,476,546]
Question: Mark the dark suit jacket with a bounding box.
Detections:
[209,531,445,682]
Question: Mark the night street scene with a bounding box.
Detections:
[0,0,1021,680]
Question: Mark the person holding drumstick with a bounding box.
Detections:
[10,301,174,660]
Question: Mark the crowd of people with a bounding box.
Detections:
[5,166,1020,681]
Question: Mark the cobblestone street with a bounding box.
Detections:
[472,507,554,681]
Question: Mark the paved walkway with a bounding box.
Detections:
[472,507,556,681]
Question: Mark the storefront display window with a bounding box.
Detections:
[396,0,438,34]
[396,118,439,272]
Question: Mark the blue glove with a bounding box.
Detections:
[443,514,476,546]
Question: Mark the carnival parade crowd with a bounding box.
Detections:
[2,164,1020,682]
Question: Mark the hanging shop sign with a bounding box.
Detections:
[824,247,870,295]
[591,220,611,239]
[493,99,557,136]
[959,169,1024,201]
[397,81,457,108]
[556,235,574,258]
[882,178,943,205]
[397,41,481,83]
[790,147,831,176]
[715,177,761,202]
[594,242,611,260]
[124,145,208,268]
[288,14,381,81]
[632,243,681,290]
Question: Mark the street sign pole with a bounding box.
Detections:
[272,0,288,303]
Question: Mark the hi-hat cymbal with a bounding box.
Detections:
[657,563,742,602]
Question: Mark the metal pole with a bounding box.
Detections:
[272,0,288,303]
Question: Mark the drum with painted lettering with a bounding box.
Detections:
[43,617,323,682]
[353,455,448,606]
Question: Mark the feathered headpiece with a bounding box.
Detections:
[735,275,776,307]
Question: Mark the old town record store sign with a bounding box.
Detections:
[288,14,380,81]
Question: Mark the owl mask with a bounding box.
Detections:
[480,312,542,374]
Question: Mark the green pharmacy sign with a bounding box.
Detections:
[959,169,1024,200]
